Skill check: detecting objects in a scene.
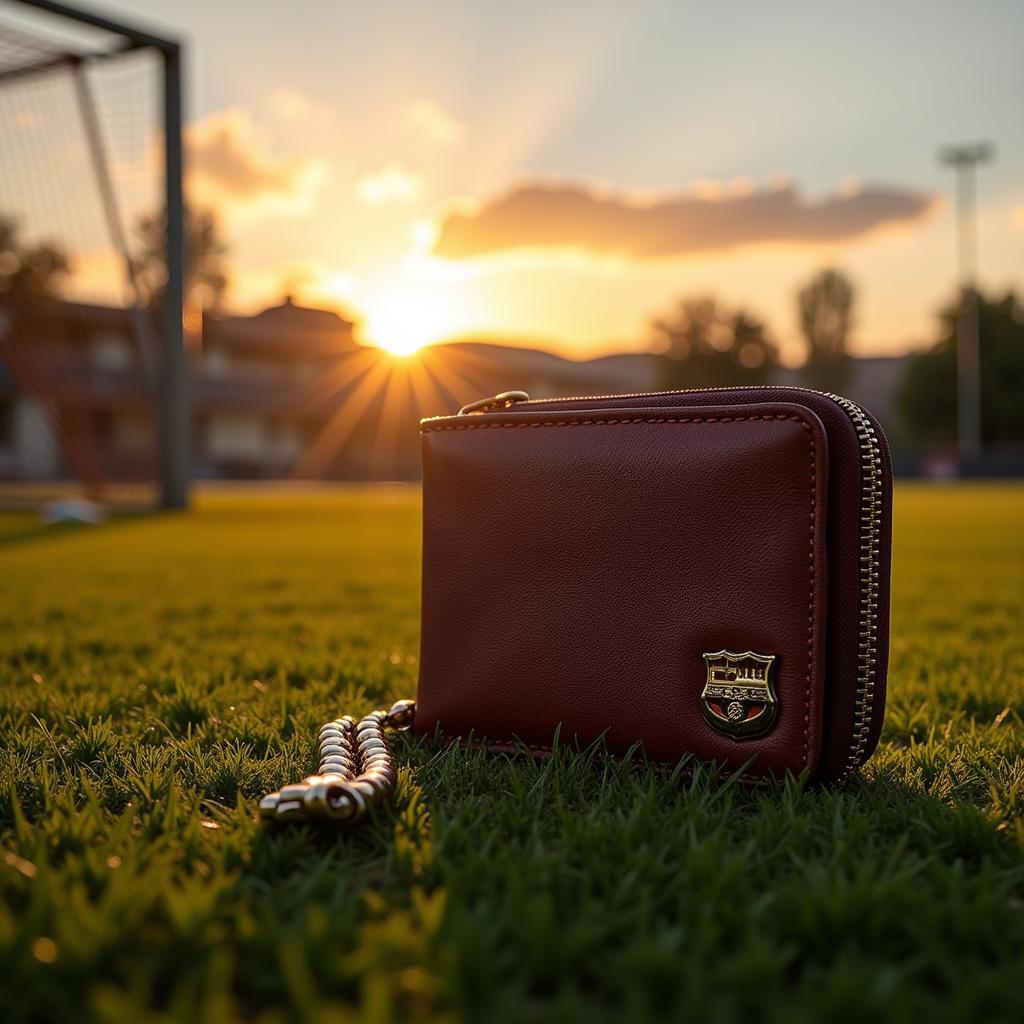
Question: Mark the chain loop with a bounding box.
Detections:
[259,699,415,826]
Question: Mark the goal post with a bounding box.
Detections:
[2,0,188,509]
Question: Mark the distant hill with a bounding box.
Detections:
[421,338,910,426]
[420,339,665,404]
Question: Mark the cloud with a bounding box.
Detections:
[406,98,463,144]
[356,160,426,205]
[432,179,938,260]
[185,108,327,219]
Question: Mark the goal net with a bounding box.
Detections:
[0,3,183,510]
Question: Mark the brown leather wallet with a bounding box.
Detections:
[415,386,892,782]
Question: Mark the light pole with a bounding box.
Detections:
[939,141,993,465]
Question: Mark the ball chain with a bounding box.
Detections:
[259,699,415,825]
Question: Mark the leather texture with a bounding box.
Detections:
[515,387,893,780]
[416,401,834,779]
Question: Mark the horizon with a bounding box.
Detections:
[201,291,937,369]
[2,0,1023,363]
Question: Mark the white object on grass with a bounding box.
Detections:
[39,499,107,525]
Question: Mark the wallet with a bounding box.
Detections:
[259,384,894,824]
[415,386,892,782]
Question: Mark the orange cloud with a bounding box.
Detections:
[186,109,326,219]
[432,179,937,260]
[356,160,426,205]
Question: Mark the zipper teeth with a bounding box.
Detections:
[498,383,885,775]
[823,393,883,775]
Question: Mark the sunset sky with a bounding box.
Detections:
[5,0,1024,362]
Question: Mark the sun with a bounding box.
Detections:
[363,290,445,357]
[376,333,426,357]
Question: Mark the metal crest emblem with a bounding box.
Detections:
[701,650,779,738]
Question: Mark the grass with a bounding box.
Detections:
[0,483,1022,1024]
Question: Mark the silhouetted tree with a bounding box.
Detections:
[896,289,1024,445]
[798,268,854,392]
[655,296,778,389]
[0,215,69,298]
[136,206,228,311]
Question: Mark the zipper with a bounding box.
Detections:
[455,384,885,775]
[823,392,883,775]
[457,390,531,416]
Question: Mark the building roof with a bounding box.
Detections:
[208,296,359,354]
[2,296,363,367]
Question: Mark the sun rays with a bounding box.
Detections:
[288,341,509,480]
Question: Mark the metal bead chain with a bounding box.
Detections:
[259,699,415,825]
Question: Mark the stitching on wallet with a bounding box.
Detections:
[422,413,803,432]
[422,412,819,773]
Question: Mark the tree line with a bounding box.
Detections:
[0,208,226,310]
[654,268,1024,446]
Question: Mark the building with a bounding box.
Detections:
[197,298,361,477]
[1,294,922,489]
[0,295,366,487]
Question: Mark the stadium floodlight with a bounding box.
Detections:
[939,140,994,465]
[1,0,188,509]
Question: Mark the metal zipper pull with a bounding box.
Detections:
[457,390,531,416]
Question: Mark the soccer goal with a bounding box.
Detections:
[0,0,187,510]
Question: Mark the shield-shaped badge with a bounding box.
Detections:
[700,650,778,738]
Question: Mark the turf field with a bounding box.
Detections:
[1,484,1022,1023]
